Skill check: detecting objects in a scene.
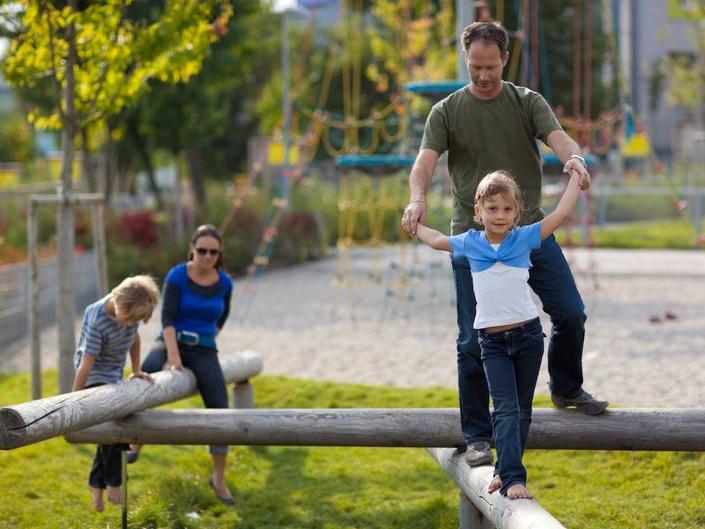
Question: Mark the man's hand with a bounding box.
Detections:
[563,157,591,190]
[401,200,427,236]
[130,371,154,383]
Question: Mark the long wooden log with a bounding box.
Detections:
[0,351,262,450]
[65,407,705,451]
[427,448,566,529]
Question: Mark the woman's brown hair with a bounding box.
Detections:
[188,224,225,269]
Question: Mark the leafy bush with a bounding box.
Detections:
[115,210,160,249]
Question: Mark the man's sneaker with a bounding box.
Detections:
[551,389,609,415]
[464,441,493,466]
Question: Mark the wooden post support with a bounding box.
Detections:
[56,194,76,395]
[0,351,262,450]
[428,448,566,529]
[459,491,489,529]
[233,381,254,409]
[27,200,41,400]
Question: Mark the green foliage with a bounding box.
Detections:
[3,0,232,130]
[660,2,705,116]
[1,373,704,528]
[0,111,36,163]
[113,1,279,182]
[367,0,455,89]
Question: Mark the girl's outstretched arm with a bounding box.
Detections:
[417,223,451,251]
[540,171,582,240]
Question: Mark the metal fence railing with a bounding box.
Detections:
[0,252,99,350]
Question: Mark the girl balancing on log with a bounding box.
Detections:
[414,169,586,500]
[127,224,236,506]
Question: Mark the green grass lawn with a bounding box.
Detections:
[1,371,704,528]
[556,218,703,249]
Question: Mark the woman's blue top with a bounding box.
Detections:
[161,262,233,338]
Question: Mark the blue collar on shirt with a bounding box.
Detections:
[448,223,542,272]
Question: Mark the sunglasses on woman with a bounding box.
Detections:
[195,247,221,256]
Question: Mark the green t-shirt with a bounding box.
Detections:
[420,81,562,234]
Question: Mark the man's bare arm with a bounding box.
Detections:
[401,149,439,235]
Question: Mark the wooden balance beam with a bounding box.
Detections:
[64,407,705,451]
[0,351,262,450]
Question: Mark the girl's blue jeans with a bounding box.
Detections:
[478,317,544,495]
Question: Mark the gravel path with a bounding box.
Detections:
[3,246,704,407]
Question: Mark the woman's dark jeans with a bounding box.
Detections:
[451,234,586,446]
[479,317,544,495]
[142,340,229,454]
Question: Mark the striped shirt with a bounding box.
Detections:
[74,294,139,386]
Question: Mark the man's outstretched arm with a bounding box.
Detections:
[402,148,439,235]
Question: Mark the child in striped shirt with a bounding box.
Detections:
[73,274,159,512]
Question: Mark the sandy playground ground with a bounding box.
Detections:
[2,245,704,408]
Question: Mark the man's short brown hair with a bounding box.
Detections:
[111,275,160,323]
[461,20,509,55]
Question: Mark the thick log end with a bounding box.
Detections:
[0,408,28,450]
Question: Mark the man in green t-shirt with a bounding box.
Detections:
[401,20,608,468]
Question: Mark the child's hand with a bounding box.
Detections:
[130,371,154,383]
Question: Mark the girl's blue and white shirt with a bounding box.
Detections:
[74,294,139,386]
[449,222,543,329]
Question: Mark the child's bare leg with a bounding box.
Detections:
[106,485,122,505]
[506,483,533,500]
[487,475,502,494]
[90,486,105,512]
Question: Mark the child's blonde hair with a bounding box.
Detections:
[473,170,524,225]
[111,275,160,323]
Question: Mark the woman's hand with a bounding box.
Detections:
[130,371,154,383]
[163,354,184,371]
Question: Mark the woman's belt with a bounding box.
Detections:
[176,330,216,349]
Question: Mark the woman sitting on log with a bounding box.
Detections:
[128,224,236,506]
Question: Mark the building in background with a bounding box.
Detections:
[620,0,704,162]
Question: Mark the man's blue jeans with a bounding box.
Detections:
[479,318,544,495]
[451,234,586,445]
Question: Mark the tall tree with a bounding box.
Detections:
[113,0,279,207]
[3,0,231,393]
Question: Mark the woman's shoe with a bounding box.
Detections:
[208,477,236,506]
[126,451,139,464]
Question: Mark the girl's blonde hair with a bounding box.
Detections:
[111,275,160,323]
[473,170,524,225]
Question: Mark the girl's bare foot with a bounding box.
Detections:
[487,475,502,494]
[90,486,104,512]
[506,483,533,500]
[106,485,122,505]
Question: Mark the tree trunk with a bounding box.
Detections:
[185,147,206,207]
[80,127,95,192]
[126,115,163,208]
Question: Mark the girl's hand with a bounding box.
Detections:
[130,371,154,383]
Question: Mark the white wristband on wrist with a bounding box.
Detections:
[568,154,587,168]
